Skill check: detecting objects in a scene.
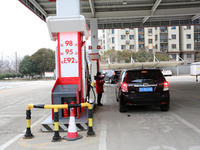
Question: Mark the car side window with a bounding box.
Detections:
[108,71,113,76]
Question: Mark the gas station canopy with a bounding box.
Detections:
[19,0,200,29]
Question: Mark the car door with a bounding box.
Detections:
[115,71,125,100]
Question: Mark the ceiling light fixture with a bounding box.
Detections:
[122,1,127,5]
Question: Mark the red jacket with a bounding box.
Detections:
[96,77,105,94]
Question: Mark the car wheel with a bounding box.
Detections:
[119,100,126,112]
[160,104,169,111]
[116,95,119,102]
[109,78,112,84]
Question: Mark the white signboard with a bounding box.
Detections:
[190,63,200,76]
[45,72,54,78]
[60,33,79,77]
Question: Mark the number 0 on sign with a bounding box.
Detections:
[59,32,79,77]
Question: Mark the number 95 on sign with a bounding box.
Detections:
[61,57,78,64]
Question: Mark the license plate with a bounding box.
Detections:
[139,87,153,92]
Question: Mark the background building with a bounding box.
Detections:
[101,25,200,63]
[194,26,200,62]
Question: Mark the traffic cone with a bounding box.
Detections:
[63,107,83,141]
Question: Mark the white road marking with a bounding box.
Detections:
[0,112,51,150]
[0,134,23,150]
[99,119,107,150]
[189,146,200,150]
[137,119,146,125]
[163,125,173,132]
[171,113,200,134]
[147,145,178,150]
[0,115,25,117]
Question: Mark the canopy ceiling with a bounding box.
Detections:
[19,0,200,29]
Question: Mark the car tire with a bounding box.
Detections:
[119,100,126,112]
[109,78,112,84]
[160,104,169,111]
[116,95,119,102]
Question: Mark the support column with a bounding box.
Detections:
[89,18,99,104]
[56,0,80,17]
[47,0,88,118]
[176,53,179,61]
[90,18,99,84]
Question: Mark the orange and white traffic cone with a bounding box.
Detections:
[63,107,83,141]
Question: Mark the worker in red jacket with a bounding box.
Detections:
[94,72,105,106]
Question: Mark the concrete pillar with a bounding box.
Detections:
[90,18,98,53]
[89,18,99,103]
[56,0,80,17]
[54,0,81,79]
[90,18,99,83]
[176,53,179,61]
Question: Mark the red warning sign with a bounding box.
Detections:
[88,46,92,50]
[97,45,101,49]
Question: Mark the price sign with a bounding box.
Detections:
[59,32,79,77]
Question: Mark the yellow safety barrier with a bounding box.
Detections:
[24,103,95,142]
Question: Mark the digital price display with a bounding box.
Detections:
[59,33,79,77]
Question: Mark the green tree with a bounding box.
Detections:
[101,49,136,63]
[155,53,169,61]
[117,51,123,62]
[31,48,55,75]
[101,49,117,63]
[136,49,153,62]
[19,55,35,76]
[120,50,136,63]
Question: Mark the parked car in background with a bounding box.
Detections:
[162,69,172,76]
[115,69,170,112]
[104,70,121,84]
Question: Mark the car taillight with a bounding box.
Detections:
[163,81,169,91]
[121,82,128,92]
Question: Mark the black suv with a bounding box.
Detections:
[104,70,121,84]
[115,69,170,112]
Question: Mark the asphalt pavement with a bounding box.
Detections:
[0,76,200,150]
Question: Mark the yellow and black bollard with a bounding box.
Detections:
[24,103,95,141]
[52,108,62,142]
[24,104,34,139]
[81,103,95,136]
[87,109,95,136]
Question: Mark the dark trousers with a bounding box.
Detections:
[97,93,102,104]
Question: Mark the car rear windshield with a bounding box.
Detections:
[125,70,165,83]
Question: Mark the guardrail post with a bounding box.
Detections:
[24,108,34,139]
[87,109,95,136]
[52,108,62,142]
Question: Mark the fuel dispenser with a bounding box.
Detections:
[51,32,90,119]
[35,0,100,132]
[40,11,92,131]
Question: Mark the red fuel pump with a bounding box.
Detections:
[51,32,89,119]
[43,0,92,130]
